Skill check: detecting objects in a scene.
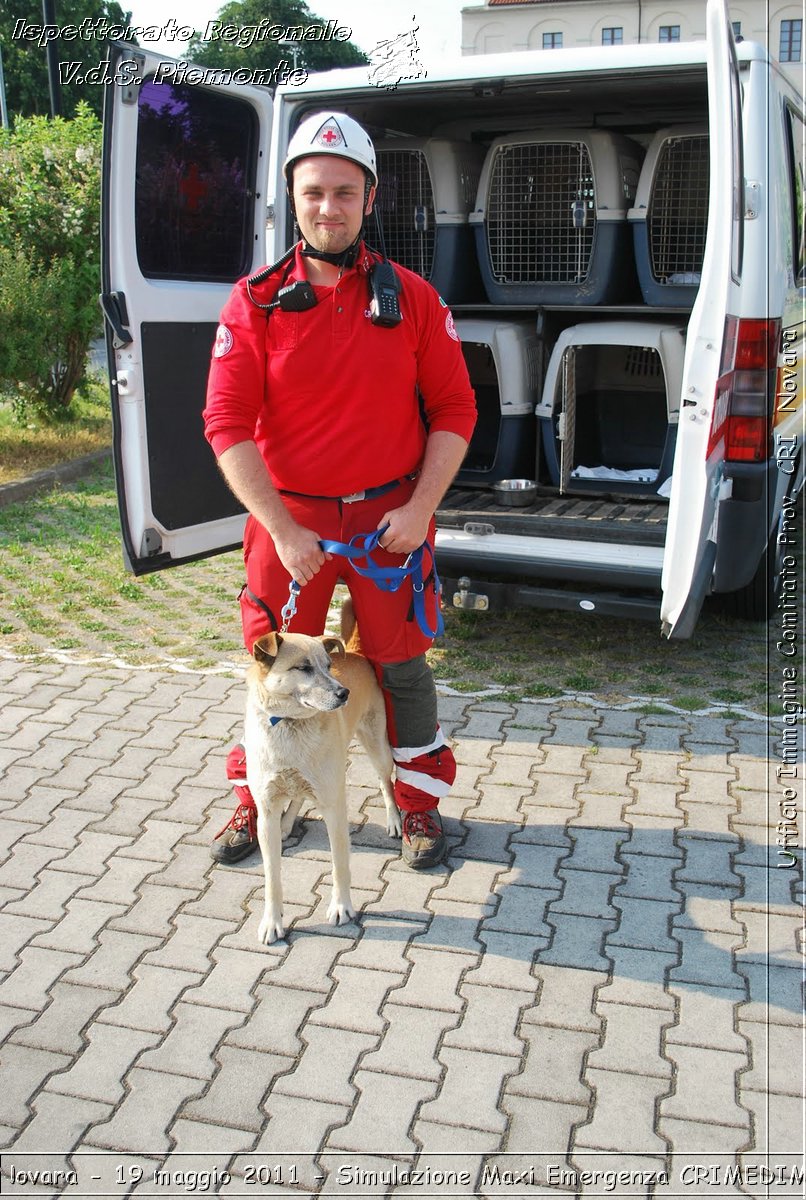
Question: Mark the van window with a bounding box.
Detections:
[785,106,806,284]
[134,79,258,282]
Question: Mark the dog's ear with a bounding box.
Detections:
[253,632,282,666]
[320,636,345,659]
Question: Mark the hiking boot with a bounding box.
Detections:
[211,796,258,864]
[401,808,446,870]
[212,743,259,864]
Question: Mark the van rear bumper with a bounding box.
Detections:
[435,528,664,622]
[435,529,664,590]
[712,460,774,593]
[442,574,661,622]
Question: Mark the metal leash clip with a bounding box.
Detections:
[280,579,301,633]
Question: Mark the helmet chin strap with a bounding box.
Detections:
[299,236,362,269]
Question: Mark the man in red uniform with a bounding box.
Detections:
[203,111,476,870]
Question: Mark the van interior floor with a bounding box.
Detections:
[438,488,669,545]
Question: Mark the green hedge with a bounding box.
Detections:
[0,103,102,420]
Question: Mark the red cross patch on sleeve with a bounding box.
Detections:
[213,324,234,358]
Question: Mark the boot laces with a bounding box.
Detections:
[215,799,257,842]
[402,810,441,842]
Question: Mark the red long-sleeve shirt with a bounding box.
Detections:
[203,243,476,497]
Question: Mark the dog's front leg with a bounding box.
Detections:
[256,801,286,944]
[358,722,401,838]
[280,794,304,841]
[380,778,402,838]
[322,799,356,927]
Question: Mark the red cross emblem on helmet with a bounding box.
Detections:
[283,112,378,187]
[316,120,344,148]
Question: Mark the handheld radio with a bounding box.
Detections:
[368,205,402,327]
[369,260,402,327]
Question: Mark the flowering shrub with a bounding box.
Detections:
[0,103,102,419]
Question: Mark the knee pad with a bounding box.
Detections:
[380,655,438,748]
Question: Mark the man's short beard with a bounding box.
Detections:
[309,228,348,254]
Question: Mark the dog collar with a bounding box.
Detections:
[267,715,283,728]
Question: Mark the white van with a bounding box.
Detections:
[100,0,804,638]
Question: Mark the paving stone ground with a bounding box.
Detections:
[0,655,802,1199]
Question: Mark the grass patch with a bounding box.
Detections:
[525,685,560,699]
[0,461,245,670]
[564,673,599,692]
[0,457,788,711]
[435,600,776,715]
[670,694,709,712]
[710,686,750,704]
[0,373,111,484]
[445,679,492,693]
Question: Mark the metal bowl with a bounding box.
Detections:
[492,479,537,507]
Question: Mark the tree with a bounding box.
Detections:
[0,0,132,120]
[186,0,367,76]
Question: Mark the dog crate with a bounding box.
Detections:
[454,317,542,486]
[373,139,486,302]
[536,321,686,497]
[470,130,643,305]
[628,127,710,307]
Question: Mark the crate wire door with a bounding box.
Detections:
[486,142,595,285]
[375,149,436,279]
[648,135,710,283]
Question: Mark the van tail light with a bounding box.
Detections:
[708,317,781,462]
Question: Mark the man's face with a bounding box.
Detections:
[291,155,374,256]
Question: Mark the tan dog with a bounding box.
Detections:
[243,617,401,945]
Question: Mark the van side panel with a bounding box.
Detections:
[711,59,805,597]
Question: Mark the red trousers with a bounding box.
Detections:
[239,478,438,664]
[232,478,455,814]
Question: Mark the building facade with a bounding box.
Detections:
[461,0,804,93]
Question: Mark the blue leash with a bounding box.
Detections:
[280,526,444,638]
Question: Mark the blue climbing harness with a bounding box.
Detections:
[280,526,443,639]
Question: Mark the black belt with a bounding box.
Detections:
[280,471,418,505]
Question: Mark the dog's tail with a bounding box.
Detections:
[340,596,362,655]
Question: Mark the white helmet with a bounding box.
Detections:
[283,111,378,187]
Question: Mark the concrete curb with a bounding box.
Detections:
[0,448,112,509]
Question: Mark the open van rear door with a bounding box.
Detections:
[101,43,273,573]
[659,0,744,637]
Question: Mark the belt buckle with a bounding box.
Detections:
[341,490,365,504]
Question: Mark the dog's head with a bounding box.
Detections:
[249,632,349,716]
